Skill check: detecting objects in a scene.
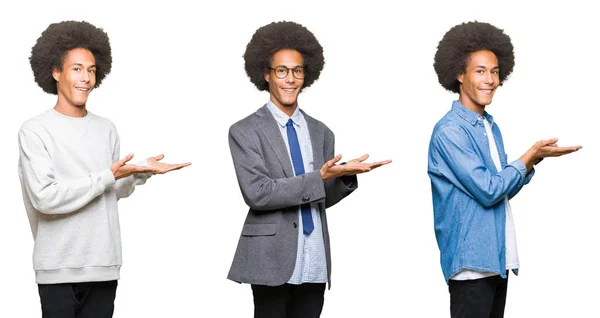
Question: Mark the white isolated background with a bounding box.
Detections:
[0,0,596,317]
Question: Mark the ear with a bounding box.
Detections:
[263,69,270,84]
[52,68,60,82]
[457,73,464,84]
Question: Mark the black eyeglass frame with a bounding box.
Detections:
[267,66,306,79]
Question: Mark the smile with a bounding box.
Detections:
[281,87,297,93]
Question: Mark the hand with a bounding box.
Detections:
[320,154,392,181]
[520,138,582,172]
[111,153,160,180]
[145,154,191,174]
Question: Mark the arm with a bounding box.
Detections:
[229,124,326,211]
[507,165,534,199]
[320,129,392,208]
[506,138,581,198]
[114,166,153,200]
[433,125,526,208]
[114,153,191,200]
[111,132,153,200]
[519,138,581,173]
[321,129,357,208]
[18,127,115,215]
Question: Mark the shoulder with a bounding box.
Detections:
[88,112,117,131]
[19,109,54,133]
[229,105,272,134]
[431,109,459,135]
[301,109,331,134]
[430,114,470,147]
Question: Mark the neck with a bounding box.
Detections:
[271,100,297,117]
[54,99,87,118]
[458,96,485,116]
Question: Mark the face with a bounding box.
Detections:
[457,50,500,114]
[52,48,97,108]
[264,49,304,115]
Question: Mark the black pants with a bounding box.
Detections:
[449,273,509,318]
[38,280,118,318]
[251,283,326,318]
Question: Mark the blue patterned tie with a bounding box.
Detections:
[286,119,314,235]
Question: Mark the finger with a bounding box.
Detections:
[120,153,134,165]
[170,162,192,170]
[133,165,158,174]
[541,138,559,146]
[370,160,393,168]
[327,154,342,166]
[153,154,165,161]
[546,147,580,156]
[355,154,369,162]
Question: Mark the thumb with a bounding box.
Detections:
[121,153,134,165]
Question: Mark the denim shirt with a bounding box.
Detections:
[427,101,535,283]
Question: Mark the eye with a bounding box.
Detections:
[73,67,81,71]
[275,67,288,75]
[476,70,484,74]
[293,67,304,75]
[89,69,96,74]
[491,70,499,75]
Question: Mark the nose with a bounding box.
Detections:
[81,70,90,83]
[483,71,494,84]
[284,70,295,83]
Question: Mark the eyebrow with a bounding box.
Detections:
[475,65,499,69]
[272,65,303,68]
[70,63,97,68]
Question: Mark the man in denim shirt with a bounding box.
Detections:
[428,21,581,317]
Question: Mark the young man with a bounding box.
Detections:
[227,21,391,318]
[428,21,581,317]
[20,21,190,317]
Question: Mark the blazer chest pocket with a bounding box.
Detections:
[242,223,277,237]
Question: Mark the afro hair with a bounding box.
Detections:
[434,21,514,93]
[244,21,324,92]
[30,20,112,95]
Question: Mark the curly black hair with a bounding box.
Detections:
[244,21,324,92]
[434,21,514,93]
[30,21,112,95]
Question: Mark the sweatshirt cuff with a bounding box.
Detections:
[134,159,154,181]
[99,168,116,189]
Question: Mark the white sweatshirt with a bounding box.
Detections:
[18,109,151,284]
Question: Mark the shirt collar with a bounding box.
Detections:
[451,100,495,126]
[266,100,303,127]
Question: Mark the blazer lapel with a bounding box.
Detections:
[256,105,294,178]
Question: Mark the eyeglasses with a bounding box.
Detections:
[267,66,305,79]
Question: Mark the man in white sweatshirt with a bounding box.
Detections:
[19,20,190,318]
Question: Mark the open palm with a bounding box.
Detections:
[146,154,191,174]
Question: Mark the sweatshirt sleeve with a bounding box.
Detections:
[18,127,116,215]
[111,131,153,200]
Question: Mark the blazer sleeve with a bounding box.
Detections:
[229,123,326,211]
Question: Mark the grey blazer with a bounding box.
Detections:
[227,105,357,286]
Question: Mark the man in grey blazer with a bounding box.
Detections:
[227,21,391,318]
